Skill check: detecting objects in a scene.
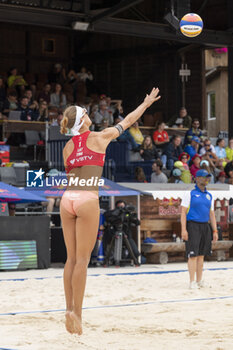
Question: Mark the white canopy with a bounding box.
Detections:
[119,183,233,200]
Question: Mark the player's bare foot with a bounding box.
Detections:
[65,311,75,334]
[70,311,82,335]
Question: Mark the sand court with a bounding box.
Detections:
[1,262,233,350]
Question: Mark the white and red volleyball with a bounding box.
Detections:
[180,13,203,37]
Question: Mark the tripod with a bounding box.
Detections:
[104,224,140,267]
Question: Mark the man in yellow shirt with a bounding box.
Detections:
[129,121,144,146]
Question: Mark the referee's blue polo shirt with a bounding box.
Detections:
[181,185,214,223]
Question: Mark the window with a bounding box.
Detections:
[207,91,216,120]
[42,38,55,54]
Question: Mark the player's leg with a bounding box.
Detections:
[60,199,76,333]
[71,198,100,335]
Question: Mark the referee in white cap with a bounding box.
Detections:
[181,169,218,289]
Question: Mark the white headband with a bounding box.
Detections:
[70,106,85,136]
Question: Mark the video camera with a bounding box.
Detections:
[104,205,140,231]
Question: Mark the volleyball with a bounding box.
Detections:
[180,13,203,37]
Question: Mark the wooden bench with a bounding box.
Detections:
[142,241,233,264]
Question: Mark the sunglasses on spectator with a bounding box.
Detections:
[181,156,187,159]
[205,143,211,146]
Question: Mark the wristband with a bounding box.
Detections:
[114,123,124,135]
[213,230,218,233]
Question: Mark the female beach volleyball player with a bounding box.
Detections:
[60,87,161,335]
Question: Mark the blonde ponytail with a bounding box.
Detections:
[60,105,76,134]
[60,115,69,134]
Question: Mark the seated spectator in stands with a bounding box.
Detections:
[7,67,27,95]
[0,76,6,111]
[200,159,215,184]
[227,169,233,185]
[50,83,67,110]
[129,121,144,147]
[216,171,227,184]
[226,137,233,161]
[49,63,66,85]
[94,100,114,130]
[51,110,63,126]
[25,88,39,113]
[38,84,51,104]
[199,138,218,165]
[215,138,229,165]
[77,66,93,83]
[161,135,183,170]
[152,122,169,150]
[173,161,192,183]
[17,96,34,121]
[114,117,138,150]
[167,107,192,129]
[2,90,18,117]
[151,160,168,183]
[168,168,184,183]
[38,100,49,122]
[113,100,124,121]
[135,166,148,183]
[190,154,201,178]
[223,159,233,179]
[178,152,190,170]
[184,136,200,161]
[140,136,160,161]
[184,118,204,145]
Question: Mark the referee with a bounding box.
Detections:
[181,169,218,289]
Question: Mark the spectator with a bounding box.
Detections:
[114,117,138,150]
[51,110,63,126]
[38,84,51,104]
[161,135,183,170]
[77,67,93,83]
[0,76,6,111]
[216,171,227,184]
[226,137,233,161]
[200,159,215,184]
[151,160,168,183]
[94,100,114,130]
[140,136,160,161]
[167,107,192,129]
[38,100,49,122]
[2,91,18,117]
[184,136,200,161]
[129,121,144,147]
[50,83,67,110]
[190,154,201,178]
[17,96,34,121]
[49,63,66,85]
[168,168,183,183]
[25,88,39,119]
[224,160,233,179]
[199,138,218,165]
[215,138,229,164]
[152,121,169,149]
[135,166,147,183]
[174,161,192,183]
[178,152,190,170]
[227,169,233,185]
[7,67,27,95]
[184,118,204,145]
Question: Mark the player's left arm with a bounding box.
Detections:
[209,210,218,242]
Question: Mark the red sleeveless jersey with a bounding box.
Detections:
[65,131,105,173]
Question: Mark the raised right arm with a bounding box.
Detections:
[98,87,161,145]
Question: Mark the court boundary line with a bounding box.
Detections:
[1,295,233,316]
[1,266,233,282]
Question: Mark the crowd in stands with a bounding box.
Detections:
[0,64,233,185]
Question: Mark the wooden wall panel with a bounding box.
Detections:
[0,28,25,55]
